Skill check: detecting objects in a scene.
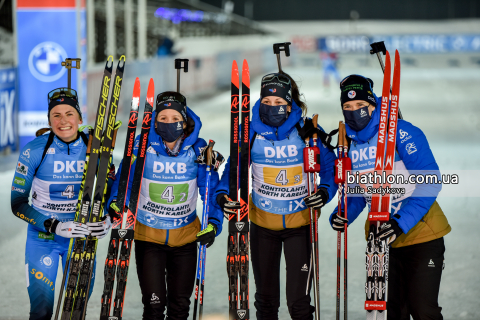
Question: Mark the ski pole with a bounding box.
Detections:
[311,114,321,317]
[303,121,321,320]
[193,140,215,320]
[335,122,344,320]
[273,42,291,72]
[174,59,189,92]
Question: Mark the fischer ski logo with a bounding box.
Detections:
[348,90,356,98]
[428,259,435,267]
[96,75,111,140]
[406,142,417,155]
[235,222,245,231]
[399,129,408,139]
[237,309,247,319]
[118,230,127,238]
[301,264,308,271]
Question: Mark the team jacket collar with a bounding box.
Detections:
[251,98,302,141]
[345,95,382,145]
[149,107,202,157]
[52,133,85,154]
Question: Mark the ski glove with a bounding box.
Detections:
[217,193,241,220]
[303,187,329,210]
[330,213,348,232]
[196,223,217,248]
[108,200,122,222]
[87,215,113,239]
[297,118,317,141]
[195,146,225,171]
[47,219,90,238]
[378,219,403,245]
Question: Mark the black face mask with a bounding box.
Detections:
[155,121,184,143]
[343,106,371,131]
[259,103,288,127]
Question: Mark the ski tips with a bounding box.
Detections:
[132,77,141,108]
[232,60,239,88]
[242,59,250,87]
[394,49,401,73]
[146,78,154,106]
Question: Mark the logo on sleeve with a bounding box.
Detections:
[150,292,160,304]
[14,177,26,186]
[406,142,417,155]
[23,149,30,158]
[301,264,308,271]
[12,186,26,193]
[16,162,29,175]
[46,148,55,154]
[399,129,408,139]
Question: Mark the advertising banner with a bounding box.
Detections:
[16,0,86,149]
[0,67,17,151]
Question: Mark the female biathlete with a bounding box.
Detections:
[10,88,114,320]
[214,72,337,319]
[330,75,451,319]
[106,91,224,319]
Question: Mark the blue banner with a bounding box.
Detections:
[0,67,17,151]
[318,34,480,53]
[17,9,83,149]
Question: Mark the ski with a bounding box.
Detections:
[55,56,114,320]
[109,78,154,320]
[69,56,125,320]
[238,59,250,320]
[100,77,141,320]
[365,50,401,320]
[227,60,240,320]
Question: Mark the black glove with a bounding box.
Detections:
[330,212,348,232]
[378,219,403,245]
[108,200,122,222]
[297,118,318,141]
[217,193,241,219]
[196,223,217,248]
[303,188,328,210]
[195,146,225,171]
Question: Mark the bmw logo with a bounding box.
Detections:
[259,198,272,210]
[145,214,157,226]
[28,41,68,82]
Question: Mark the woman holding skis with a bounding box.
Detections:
[106,91,224,319]
[214,71,337,319]
[10,88,114,320]
[330,74,450,319]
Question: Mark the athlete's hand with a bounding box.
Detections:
[87,215,113,239]
[51,220,90,238]
[378,219,403,245]
[195,146,225,171]
[217,193,241,220]
[303,188,328,210]
[330,213,348,232]
[297,118,317,140]
[196,223,217,248]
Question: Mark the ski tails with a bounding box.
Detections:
[365,50,401,320]
[238,59,250,320]
[227,60,240,320]
[110,78,154,320]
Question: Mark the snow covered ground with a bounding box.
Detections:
[0,57,479,319]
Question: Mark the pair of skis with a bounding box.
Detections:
[55,56,125,320]
[192,140,216,320]
[227,59,250,320]
[334,122,351,320]
[365,50,401,320]
[99,77,155,320]
[303,114,321,320]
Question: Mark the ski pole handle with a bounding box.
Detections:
[206,140,215,168]
[273,42,291,72]
[175,59,189,92]
[369,41,387,73]
[312,114,318,142]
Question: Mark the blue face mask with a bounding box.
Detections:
[155,121,184,142]
[343,106,371,132]
[259,103,288,127]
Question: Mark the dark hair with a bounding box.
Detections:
[279,71,307,116]
[36,128,51,137]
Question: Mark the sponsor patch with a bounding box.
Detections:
[12,186,26,193]
[16,162,29,175]
[14,177,26,186]
[46,148,55,154]
[40,254,54,268]
[38,232,54,240]
[348,90,356,98]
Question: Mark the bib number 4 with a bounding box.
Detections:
[61,185,75,199]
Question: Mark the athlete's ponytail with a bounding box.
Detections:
[36,128,51,137]
[279,71,307,117]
